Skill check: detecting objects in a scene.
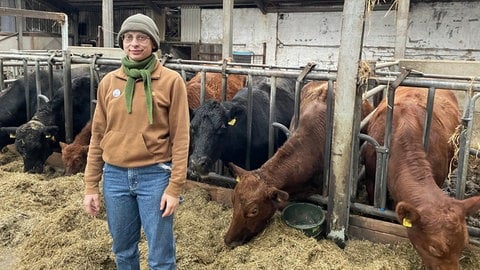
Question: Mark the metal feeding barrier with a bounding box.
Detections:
[1,49,480,244]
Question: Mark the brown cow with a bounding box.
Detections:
[186,72,247,109]
[225,80,372,247]
[59,120,92,175]
[363,86,480,269]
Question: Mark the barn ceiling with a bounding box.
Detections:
[37,0,470,14]
[40,0,400,14]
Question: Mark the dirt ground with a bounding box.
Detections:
[0,146,480,269]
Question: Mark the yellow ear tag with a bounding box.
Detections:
[402,218,412,228]
[228,118,237,126]
[235,176,240,182]
[9,133,15,139]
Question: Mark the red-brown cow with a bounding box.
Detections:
[363,86,480,269]
[186,72,247,109]
[225,80,372,247]
[59,120,91,175]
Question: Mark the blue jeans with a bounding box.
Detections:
[103,162,176,270]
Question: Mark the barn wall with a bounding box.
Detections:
[201,8,276,61]
[200,1,480,68]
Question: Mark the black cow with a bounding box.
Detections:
[189,78,296,177]
[6,76,93,173]
[0,64,117,150]
[0,70,63,148]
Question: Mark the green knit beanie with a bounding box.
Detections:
[118,13,160,52]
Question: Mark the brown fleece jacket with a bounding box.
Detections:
[84,61,190,198]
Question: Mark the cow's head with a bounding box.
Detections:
[189,100,235,177]
[59,142,89,175]
[224,163,289,248]
[13,121,59,173]
[396,196,480,270]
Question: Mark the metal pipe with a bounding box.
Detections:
[34,60,42,110]
[268,76,277,158]
[456,93,480,199]
[63,50,73,143]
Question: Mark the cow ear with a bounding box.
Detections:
[225,105,242,122]
[0,127,18,138]
[269,187,289,208]
[59,142,68,149]
[461,196,480,216]
[44,126,59,140]
[395,201,421,228]
[228,162,248,178]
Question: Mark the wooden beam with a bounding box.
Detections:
[38,0,78,13]
[348,215,409,244]
[0,7,66,22]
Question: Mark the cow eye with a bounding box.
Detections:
[247,206,259,217]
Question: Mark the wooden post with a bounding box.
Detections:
[326,0,366,247]
[222,0,233,59]
[102,0,114,48]
[394,0,410,59]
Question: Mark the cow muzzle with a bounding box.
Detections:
[189,156,211,177]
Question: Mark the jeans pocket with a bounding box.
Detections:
[158,162,172,172]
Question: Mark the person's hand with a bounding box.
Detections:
[84,194,100,216]
[160,193,180,217]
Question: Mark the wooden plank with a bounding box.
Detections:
[348,214,409,244]
[0,7,65,22]
[399,59,480,77]
[349,225,409,244]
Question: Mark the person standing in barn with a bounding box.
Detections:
[82,13,190,270]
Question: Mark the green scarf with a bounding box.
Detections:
[121,54,157,124]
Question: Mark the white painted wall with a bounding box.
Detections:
[200,1,480,68]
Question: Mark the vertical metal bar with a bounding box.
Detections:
[23,59,30,119]
[456,93,480,200]
[89,55,98,120]
[34,60,42,110]
[423,87,436,152]
[63,50,73,143]
[0,59,4,90]
[245,74,254,170]
[61,14,68,50]
[323,79,334,196]
[221,58,228,101]
[200,71,206,106]
[326,0,366,245]
[268,76,277,158]
[48,60,54,99]
[374,85,396,209]
[293,80,301,131]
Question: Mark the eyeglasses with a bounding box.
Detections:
[122,34,150,43]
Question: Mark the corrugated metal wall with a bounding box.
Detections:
[181,5,201,43]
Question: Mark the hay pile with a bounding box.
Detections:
[1,147,480,269]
